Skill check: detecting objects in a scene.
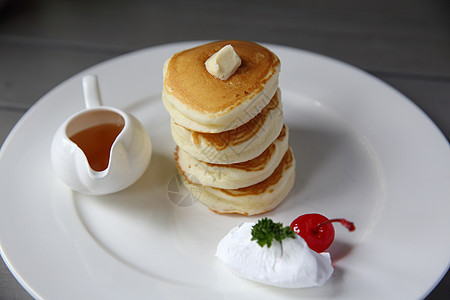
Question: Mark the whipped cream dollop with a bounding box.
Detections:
[216,222,334,288]
[205,44,241,80]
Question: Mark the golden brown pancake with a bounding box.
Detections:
[174,125,289,189]
[163,40,281,132]
[180,148,295,216]
[170,89,284,164]
[191,89,281,149]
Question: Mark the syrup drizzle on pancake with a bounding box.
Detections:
[176,146,294,197]
[217,148,294,196]
[203,125,287,172]
[190,90,280,150]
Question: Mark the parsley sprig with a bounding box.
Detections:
[251,218,296,248]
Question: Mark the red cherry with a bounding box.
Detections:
[290,213,355,253]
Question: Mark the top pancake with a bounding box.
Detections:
[163,40,280,133]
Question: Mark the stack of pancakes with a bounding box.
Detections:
[162,40,295,215]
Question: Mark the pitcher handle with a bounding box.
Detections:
[82,74,103,108]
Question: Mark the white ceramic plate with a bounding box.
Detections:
[0,42,449,299]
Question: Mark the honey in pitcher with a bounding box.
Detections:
[69,123,124,171]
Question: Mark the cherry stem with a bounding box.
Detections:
[312,218,356,234]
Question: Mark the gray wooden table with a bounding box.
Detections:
[1,0,449,299]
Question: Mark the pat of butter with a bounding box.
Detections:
[205,45,241,80]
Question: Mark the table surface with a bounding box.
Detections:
[0,0,449,299]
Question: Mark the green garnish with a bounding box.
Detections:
[251,218,296,248]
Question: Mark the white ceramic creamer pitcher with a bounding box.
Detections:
[51,75,152,195]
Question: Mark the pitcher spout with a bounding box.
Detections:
[90,139,129,182]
